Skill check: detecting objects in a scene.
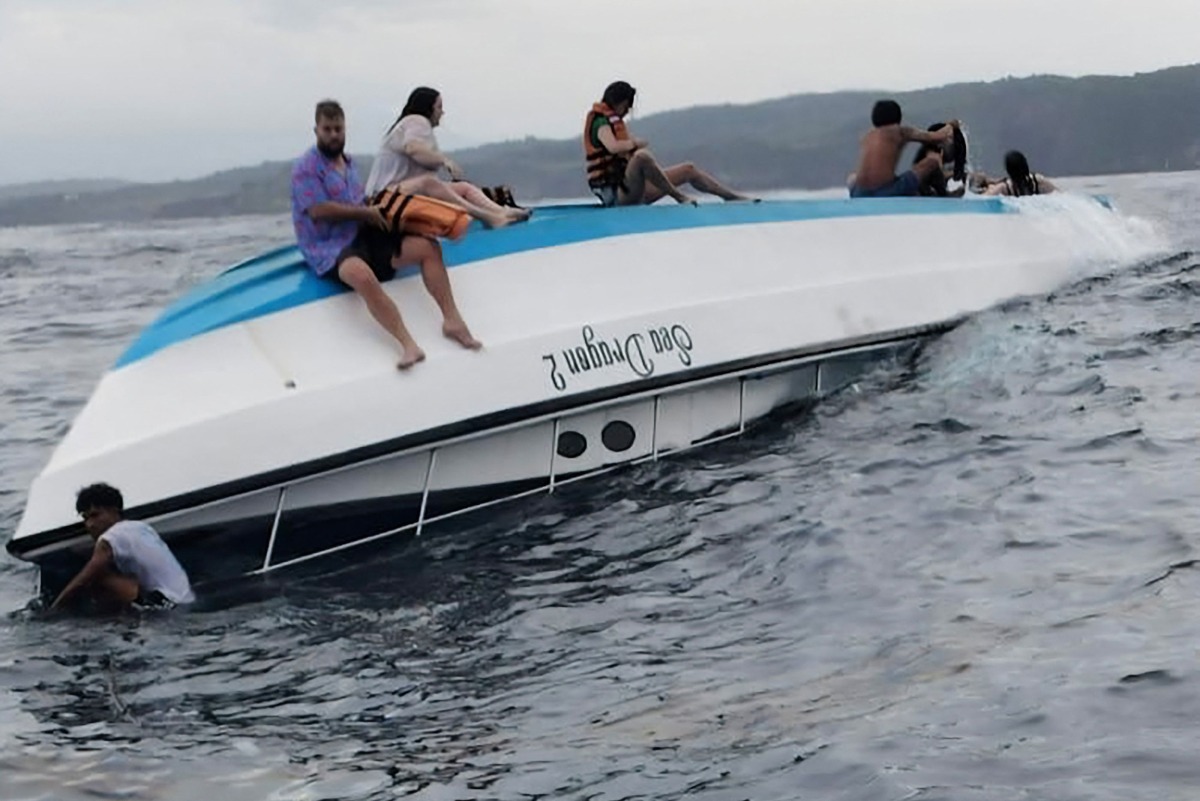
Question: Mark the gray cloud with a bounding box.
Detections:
[3,0,1198,183]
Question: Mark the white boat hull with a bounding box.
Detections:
[7,196,1162,590]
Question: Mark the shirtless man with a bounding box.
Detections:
[849,100,958,198]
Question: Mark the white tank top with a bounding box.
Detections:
[100,520,195,604]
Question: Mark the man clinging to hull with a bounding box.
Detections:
[850,99,957,198]
[51,483,194,613]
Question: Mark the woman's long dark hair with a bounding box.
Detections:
[912,121,968,195]
[386,86,440,133]
[1004,150,1039,196]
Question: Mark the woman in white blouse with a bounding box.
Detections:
[366,87,530,229]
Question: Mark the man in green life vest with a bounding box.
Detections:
[583,81,756,208]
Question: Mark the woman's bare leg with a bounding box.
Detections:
[396,236,481,350]
[449,182,530,220]
[619,149,696,206]
[399,175,513,229]
[660,162,754,201]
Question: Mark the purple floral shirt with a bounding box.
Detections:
[290,147,365,276]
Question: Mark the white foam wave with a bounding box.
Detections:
[1003,192,1173,272]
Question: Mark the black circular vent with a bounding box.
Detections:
[601,420,636,452]
[557,430,587,459]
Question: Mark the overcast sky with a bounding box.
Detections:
[3,0,1198,185]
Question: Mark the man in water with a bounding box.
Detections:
[50,483,194,612]
[583,80,755,207]
[291,99,480,370]
[849,100,958,198]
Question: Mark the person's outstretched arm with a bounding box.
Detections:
[50,539,114,611]
[292,162,385,226]
[900,122,956,146]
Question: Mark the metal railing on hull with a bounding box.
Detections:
[140,328,934,567]
[197,330,925,579]
[248,372,761,577]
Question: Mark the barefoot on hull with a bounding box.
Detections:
[443,322,482,350]
[397,346,427,370]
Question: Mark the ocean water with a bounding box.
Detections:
[2,174,1200,800]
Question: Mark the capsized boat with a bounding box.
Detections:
[6,195,1159,596]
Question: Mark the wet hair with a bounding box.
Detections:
[76,483,124,514]
[1004,150,1039,196]
[912,121,968,194]
[314,99,344,123]
[871,100,902,127]
[602,81,637,109]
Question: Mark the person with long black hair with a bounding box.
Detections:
[365,87,529,228]
[985,150,1058,196]
[912,121,969,197]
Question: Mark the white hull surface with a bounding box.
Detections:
[6,196,1161,588]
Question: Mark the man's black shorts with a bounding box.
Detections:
[327,224,401,289]
[132,589,175,611]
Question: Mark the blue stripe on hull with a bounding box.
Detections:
[116,197,1011,368]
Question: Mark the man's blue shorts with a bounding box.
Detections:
[850,170,921,198]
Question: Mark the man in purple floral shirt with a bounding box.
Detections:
[290,99,480,369]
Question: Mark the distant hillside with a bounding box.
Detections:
[3,64,1199,227]
[0,162,300,227]
[0,178,134,203]
[451,64,1200,197]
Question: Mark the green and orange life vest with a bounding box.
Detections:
[583,102,630,190]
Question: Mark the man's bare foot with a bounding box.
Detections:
[397,345,426,370]
[443,319,482,350]
[673,194,700,206]
[506,207,532,222]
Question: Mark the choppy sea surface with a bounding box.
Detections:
[2,173,1200,800]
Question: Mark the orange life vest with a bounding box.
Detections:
[369,189,471,241]
[583,102,630,190]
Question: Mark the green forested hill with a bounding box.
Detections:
[4,64,1198,226]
